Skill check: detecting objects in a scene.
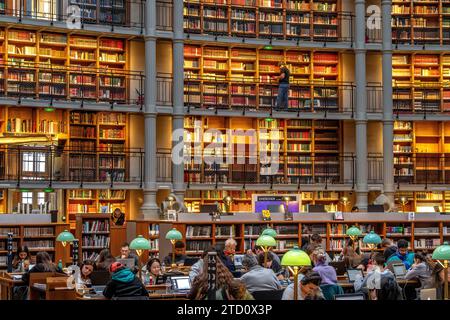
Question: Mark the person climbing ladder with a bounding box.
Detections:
[274,62,290,111]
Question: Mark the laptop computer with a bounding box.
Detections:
[346,268,364,283]
[233,254,244,269]
[117,258,135,270]
[90,270,111,286]
[170,275,191,293]
[334,293,365,300]
[329,260,347,276]
[392,263,407,279]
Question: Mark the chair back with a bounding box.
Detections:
[46,276,76,300]
[29,272,56,300]
[320,284,344,300]
[251,289,285,300]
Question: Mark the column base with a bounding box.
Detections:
[139,190,159,220]
[355,191,368,212]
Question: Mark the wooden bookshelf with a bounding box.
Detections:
[394,191,450,213]
[69,0,128,26]
[184,44,341,111]
[394,121,450,185]
[183,0,340,41]
[66,189,128,233]
[168,217,450,255]
[391,0,450,45]
[0,223,69,269]
[184,190,343,213]
[133,221,161,264]
[0,28,130,103]
[184,116,341,185]
[68,111,128,183]
[75,213,111,262]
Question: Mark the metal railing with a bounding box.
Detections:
[184,153,356,188]
[368,153,383,184]
[393,82,450,117]
[183,2,354,43]
[157,148,172,183]
[0,146,144,186]
[156,0,173,31]
[0,0,145,31]
[156,73,173,106]
[185,76,383,116]
[394,154,450,187]
[0,62,144,108]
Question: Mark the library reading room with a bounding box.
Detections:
[0,0,450,307]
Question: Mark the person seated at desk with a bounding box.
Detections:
[103,262,148,300]
[240,254,281,293]
[311,247,337,285]
[96,249,115,271]
[116,242,139,274]
[354,252,402,300]
[404,252,431,288]
[247,246,281,266]
[12,246,31,273]
[189,246,216,282]
[342,239,364,269]
[189,256,252,300]
[22,251,64,286]
[422,258,450,300]
[143,258,162,284]
[224,238,237,258]
[386,239,415,270]
[163,241,187,266]
[257,252,285,279]
[305,234,332,263]
[282,271,324,300]
[382,238,397,261]
[229,279,254,300]
[77,260,95,288]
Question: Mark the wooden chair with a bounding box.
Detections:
[29,272,56,300]
[45,277,76,300]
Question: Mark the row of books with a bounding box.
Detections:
[69,189,94,199]
[22,240,54,249]
[68,204,97,213]
[98,190,126,200]
[186,226,212,237]
[186,241,213,252]
[0,242,18,251]
[70,126,96,138]
[23,227,54,237]
[99,129,124,139]
[69,156,97,169]
[82,235,110,247]
[82,220,110,233]
[0,227,20,236]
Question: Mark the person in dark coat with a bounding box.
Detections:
[103,262,148,299]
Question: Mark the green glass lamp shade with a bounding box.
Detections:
[261,228,277,238]
[165,228,183,241]
[346,226,362,237]
[256,235,276,247]
[281,246,311,267]
[129,235,151,250]
[56,230,75,243]
[363,231,382,245]
[432,242,450,261]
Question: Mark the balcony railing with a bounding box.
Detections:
[0,62,144,108]
[183,153,356,188]
[394,154,450,186]
[157,73,173,106]
[393,82,450,116]
[0,146,144,186]
[156,0,173,31]
[0,0,145,31]
[184,3,354,43]
[157,148,172,183]
[185,77,383,116]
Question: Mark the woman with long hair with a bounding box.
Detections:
[189,255,242,300]
[12,246,31,272]
[21,251,61,285]
[96,249,115,271]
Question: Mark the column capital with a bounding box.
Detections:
[355,119,368,125]
[354,48,366,54]
[144,111,157,118]
[172,112,184,118]
[173,38,184,44]
[355,0,365,4]
[381,0,392,6]
[144,35,158,42]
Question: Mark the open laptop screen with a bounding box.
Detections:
[393,264,407,278]
[171,276,191,291]
[347,269,363,283]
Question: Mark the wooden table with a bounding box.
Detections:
[337,279,418,289]
[0,272,24,300]
[76,291,188,300]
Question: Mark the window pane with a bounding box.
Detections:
[37,192,45,205]
[22,192,33,205]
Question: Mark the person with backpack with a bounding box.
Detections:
[103,262,149,300]
[354,252,403,300]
